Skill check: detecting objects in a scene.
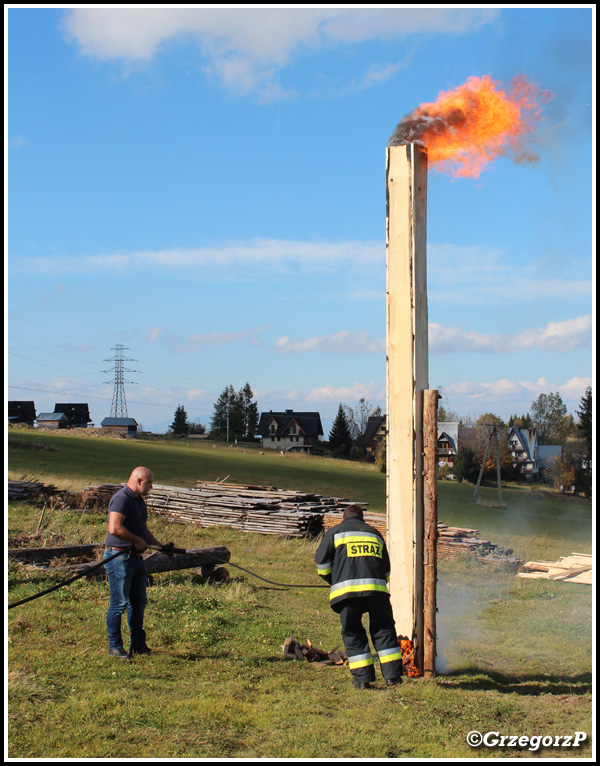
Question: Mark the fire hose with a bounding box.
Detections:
[8,543,328,610]
[8,544,136,610]
[148,544,329,589]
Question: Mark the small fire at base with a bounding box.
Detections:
[399,636,421,677]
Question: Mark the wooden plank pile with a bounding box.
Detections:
[141,481,361,537]
[323,511,521,566]
[323,509,385,536]
[8,480,61,501]
[80,483,124,507]
[517,553,592,585]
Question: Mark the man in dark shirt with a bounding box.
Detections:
[314,504,403,689]
[103,466,164,658]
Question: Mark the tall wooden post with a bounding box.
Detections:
[386,143,429,672]
[423,388,439,677]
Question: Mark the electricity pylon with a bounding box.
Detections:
[103,344,137,419]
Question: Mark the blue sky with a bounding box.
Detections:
[6,7,594,434]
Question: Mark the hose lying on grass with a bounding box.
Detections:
[7,544,328,609]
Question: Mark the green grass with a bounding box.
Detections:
[7,430,593,759]
[8,429,386,509]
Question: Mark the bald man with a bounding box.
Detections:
[103,467,165,658]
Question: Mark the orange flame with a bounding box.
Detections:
[388,75,553,179]
[399,637,421,677]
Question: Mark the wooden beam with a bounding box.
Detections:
[423,389,439,678]
[386,143,429,670]
[8,543,103,563]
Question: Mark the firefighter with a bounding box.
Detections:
[314,504,403,689]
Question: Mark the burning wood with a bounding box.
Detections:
[388,74,553,179]
[399,637,420,678]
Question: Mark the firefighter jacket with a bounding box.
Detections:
[314,515,391,611]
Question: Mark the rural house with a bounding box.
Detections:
[257,410,323,453]
[100,417,139,437]
[538,445,563,471]
[54,403,92,428]
[508,426,540,479]
[362,415,459,468]
[36,412,69,429]
[437,421,459,468]
[362,414,386,455]
[8,401,36,426]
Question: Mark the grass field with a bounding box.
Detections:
[7,430,594,759]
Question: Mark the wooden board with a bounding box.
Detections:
[386,143,429,649]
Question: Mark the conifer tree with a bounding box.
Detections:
[329,403,353,457]
[170,404,189,436]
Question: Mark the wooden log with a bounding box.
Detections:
[55,546,231,577]
[144,546,230,574]
[9,543,103,563]
[422,389,439,678]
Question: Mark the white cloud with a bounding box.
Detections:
[147,327,164,342]
[22,239,591,309]
[167,325,270,353]
[61,8,497,98]
[430,315,592,354]
[275,330,384,355]
[306,382,385,403]
[441,375,592,411]
[20,239,383,275]
[275,315,591,356]
[428,243,592,305]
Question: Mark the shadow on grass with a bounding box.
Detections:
[437,668,592,696]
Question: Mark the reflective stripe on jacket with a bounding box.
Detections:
[314,515,391,609]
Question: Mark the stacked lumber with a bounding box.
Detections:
[322,511,521,565]
[143,482,361,537]
[80,483,123,507]
[323,510,386,537]
[518,553,592,584]
[436,524,519,564]
[8,480,61,501]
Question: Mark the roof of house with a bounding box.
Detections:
[538,445,562,468]
[101,417,138,427]
[54,403,92,422]
[437,421,459,452]
[37,412,69,422]
[8,401,37,420]
[362,415,386,446]
[257,410,323,438]
[508,426,537,461]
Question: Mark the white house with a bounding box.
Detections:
[257,410,323,453]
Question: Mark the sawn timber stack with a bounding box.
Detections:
[322,511,522,565]
[143,481,364,538]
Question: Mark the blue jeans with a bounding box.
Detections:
[103,549,148,651]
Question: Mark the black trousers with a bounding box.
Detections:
[337,595,403,683]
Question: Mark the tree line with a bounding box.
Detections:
[169,382,259,442]
[448,388,592,497]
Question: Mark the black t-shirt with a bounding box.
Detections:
[105,485,148,547]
